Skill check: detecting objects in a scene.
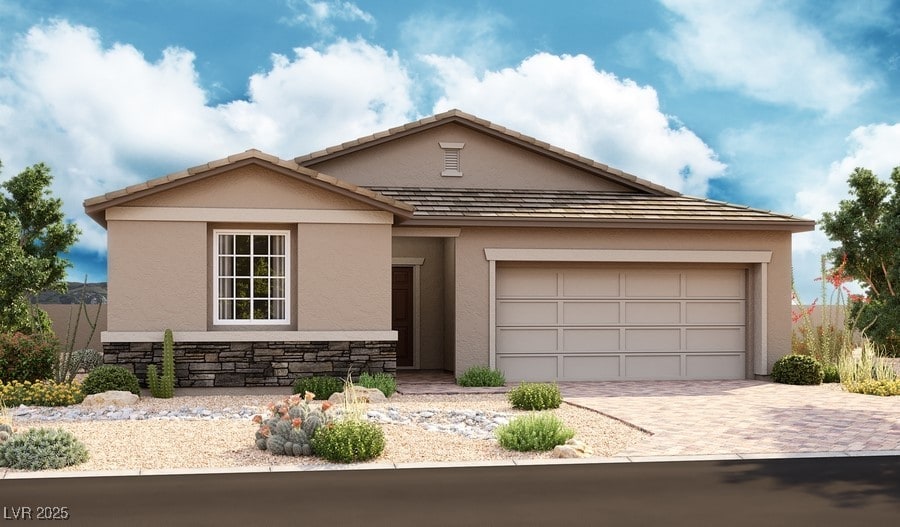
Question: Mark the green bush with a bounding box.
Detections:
[357,372,396,398]
[843,379,900,396]
[0,380,84,406]
[0,427,89,470]
[771,354,824,385]
[81,365,141,395]
[507,382,562,410]
[457,366,505,387]
[147,329,176,398]
[822,363,841,383]
[312,420,385,463]
[496,413,574,452]
[292,376,344,400]
[0,332,59,382]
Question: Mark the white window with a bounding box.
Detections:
[213,230,289,325]
[440,142,465,177]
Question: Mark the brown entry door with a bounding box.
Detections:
[392,266,414,367]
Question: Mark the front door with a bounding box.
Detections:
[392,266,414,367]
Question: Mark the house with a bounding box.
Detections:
[83,110,814,386]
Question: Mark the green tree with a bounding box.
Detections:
[820,166,900,356]
[0,160,80,334]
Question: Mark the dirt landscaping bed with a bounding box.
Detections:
[4,393,650,473]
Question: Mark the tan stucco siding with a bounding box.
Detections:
[307,123,632,192]
[297,223,391,331]
[107,220,208,331]
[392,237,445,369]
[452,227,793,376]
[125,164,376,210]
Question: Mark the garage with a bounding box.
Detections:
[495,264,748,381]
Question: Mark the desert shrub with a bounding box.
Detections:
[496,413,574,452]
[771,354,824,385]
[292,376,344,400]
[822,363,841,383]
[0,427,89,470]
[0,332,59,382]
[457,366,505,387]
[357,372,396,398]
[147,329,176,398]
[311,420,385,463]
[81,365,140,395]
[842,379,900,396]
[507,383,562,410]
[253,392,334,457]
[0,380,84,406]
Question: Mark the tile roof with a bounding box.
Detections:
[83,149,415,226]
[295,109,679,197]
[370,187,815,230]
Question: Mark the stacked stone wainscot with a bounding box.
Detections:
[102,341,397,387]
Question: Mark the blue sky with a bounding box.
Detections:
[1,0,899,302]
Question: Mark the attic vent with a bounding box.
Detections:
[440,142,464,177]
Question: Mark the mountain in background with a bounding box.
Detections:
[33,282,108,304]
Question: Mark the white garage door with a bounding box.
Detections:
[495,265,747,381]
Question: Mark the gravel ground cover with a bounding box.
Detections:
[4,393,649,472]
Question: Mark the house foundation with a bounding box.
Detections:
[102,341,397,387]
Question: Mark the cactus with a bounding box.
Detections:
[0,424,12,443]
[148,329,176,398]
[251,394,334,457]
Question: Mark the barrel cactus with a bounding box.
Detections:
[251,393,333,457]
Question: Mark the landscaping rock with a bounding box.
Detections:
[551,439,593,459]
[327,386,387,405]
[81,391,140,408]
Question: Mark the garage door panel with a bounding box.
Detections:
[497,301,558,326]
[685,354,745,379]
[497,268,557,297]
[625,355,681,379]
[685,302,745,324]
[562,269,619,297]
[562,356,620,380]
[625,328,681,351]
[685,269,744,298]
[685,328,745,351]
[562,301,619,325]
[563,328,620,351]
[625,271,680,297]
[624,302,681,324]
[497,328,557,353]
[497,356,558,381]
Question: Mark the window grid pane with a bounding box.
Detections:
[216,232,288,323]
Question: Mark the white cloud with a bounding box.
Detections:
[401,10,512,73]
[424,52,726,195]
[0,21,412,255]
[282,0,375,36]
[657,0,873,115]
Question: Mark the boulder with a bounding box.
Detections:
[551,439,593,459]
[327,386,387,405]
[81,390,139,408]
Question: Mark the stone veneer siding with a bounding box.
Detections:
[102,341,397,387]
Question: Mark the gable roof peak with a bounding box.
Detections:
[294,110,681,197]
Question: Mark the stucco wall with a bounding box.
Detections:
[451,227,794,377]
[41,304,107,352]
[107,219,208,331]
[306,123,631,192]
[298,223,391,331]
[392,237,445,369]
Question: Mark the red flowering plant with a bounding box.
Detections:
[791,255,860,370]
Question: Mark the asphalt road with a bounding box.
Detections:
[2,456,898,526]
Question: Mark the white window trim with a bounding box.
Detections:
[213,229,291,326]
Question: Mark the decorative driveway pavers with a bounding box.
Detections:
[559,381,900,457]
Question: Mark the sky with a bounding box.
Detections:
[1,0,899,303]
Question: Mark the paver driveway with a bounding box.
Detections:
[559,381,900,457]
